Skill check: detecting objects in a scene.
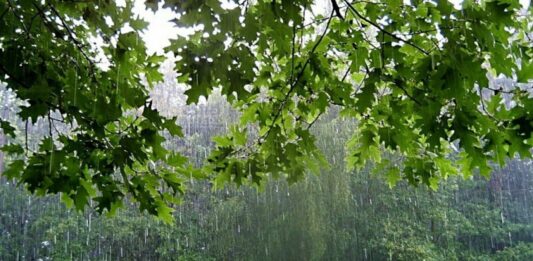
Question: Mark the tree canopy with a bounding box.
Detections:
[0,0,532,220]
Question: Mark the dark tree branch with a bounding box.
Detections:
[25,120,28,157]
[0,64,30,89]
[306,111,324,130]
[331,0,344,20]
[6,0,30,35]
[33,3,96,74]
[395,82,422,105]
[484,86,522,94]
[341,65,351,82]
[344,0,430,55]
[0,5,9,21]
[26,7,46,37]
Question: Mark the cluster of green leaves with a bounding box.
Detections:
[1,0,533,219]
[0,0,190,221]
[158,0,533,189]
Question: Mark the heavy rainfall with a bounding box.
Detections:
[1,0,533,260]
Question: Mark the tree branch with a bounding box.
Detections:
[262,9,336,141]
[344,0,430,56]
[290,19,297,83]
[0,5,9,21]
[331,0,344,20]
[33,3,96,73]
[395,81,422,105]
[0,64,30,89]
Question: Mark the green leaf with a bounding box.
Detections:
[0,120,16,138]
[0,144,24,154]
[428,176,439,191]
[386,167,402,188]
[163,119,183,137]
[80,179,97,197]
[61,193,75,209]
[517,59,533,83]
[156,201,174,224]
[213,136,233,148]
[167,152,188,167]
[3,159,25,179]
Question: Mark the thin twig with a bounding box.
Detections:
[261,9,336,141]
[33,3,96,76]
[394,79,422,105]
[0,5,9,21]
[477,88,500,122]
[341,67,351,82]
[0,64,30,88]
[6,0,30,35]
[298,4,307,54]
[25,120,28,157]
[26,7,46,37]
[344,0,430,55]
[354,71,368,94]
[306,111,324,130]
[299,16,330,29]
[484,86,519,94]
[47,111,53,139]
[290,19,296,83]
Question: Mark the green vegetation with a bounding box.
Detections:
[1,1,532,218]
[1,1,533,259]
[1,108,532,260]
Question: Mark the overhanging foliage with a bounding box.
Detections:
[0,0,532,220]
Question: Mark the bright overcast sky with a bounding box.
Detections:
[132,0,183,54]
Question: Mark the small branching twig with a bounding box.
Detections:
[343,0,430,55]
[262,10,335,141]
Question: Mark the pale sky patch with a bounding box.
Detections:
[133,0,188,54]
